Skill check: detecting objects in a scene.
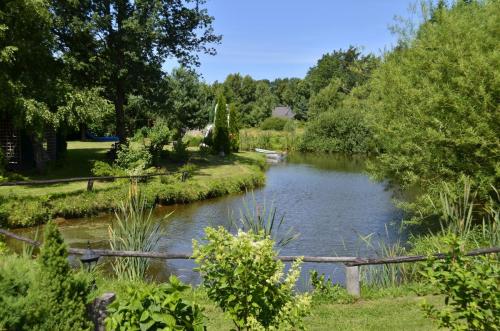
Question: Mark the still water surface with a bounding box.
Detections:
[13,153,403,287]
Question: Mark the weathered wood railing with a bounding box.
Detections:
[1,228,499,297]
[0,173,170,191]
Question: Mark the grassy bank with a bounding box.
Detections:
[0,141,266,228]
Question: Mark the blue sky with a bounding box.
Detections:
[168,0,417,83]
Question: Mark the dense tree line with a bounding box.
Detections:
[0,0,221,170]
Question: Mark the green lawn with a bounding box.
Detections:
[0,141,116,197]
[0,141,264,198]
[197,295,440,330]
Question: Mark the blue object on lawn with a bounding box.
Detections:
[86,132,119,142]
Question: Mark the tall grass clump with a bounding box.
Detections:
[358,227,419,289]
[230,196,299,248]
[109,184,165,280]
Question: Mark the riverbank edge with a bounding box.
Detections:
[0,155,267,229]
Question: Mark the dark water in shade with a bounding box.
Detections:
[10,153,404,289]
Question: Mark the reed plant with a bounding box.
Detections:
[109,183,166,280]
[230,195,299,248]
[359,227,420,288]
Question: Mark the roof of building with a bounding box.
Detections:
[272,106,295,119]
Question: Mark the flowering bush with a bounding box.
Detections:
[193,227,310,330]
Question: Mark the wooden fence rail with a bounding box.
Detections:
[0,173,169,187]
[1,228,499,297]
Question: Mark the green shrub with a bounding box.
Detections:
[193,227,311,330]
[147,119,172,165]
[421,236,499,330]
[91,160,126,177]
[106,276,204,331]
[309,270,356,304]
[0,222,92,330]
[178,163,197,181]
[115,141,152,174]
[260,117,288,131]
[300,108,373,153]
[183,134,204,147]
[171,139,189,162]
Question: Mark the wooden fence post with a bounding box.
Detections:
[87,179,94,191]
[345,265,360,297]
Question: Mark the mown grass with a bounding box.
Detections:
[93,276,440,331]
[0,141,266,228]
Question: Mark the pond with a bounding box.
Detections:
[11,153,404,288]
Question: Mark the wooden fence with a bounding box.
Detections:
[0,173,171,191]
[1,228,499,297]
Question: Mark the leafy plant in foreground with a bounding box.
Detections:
[105,276,205,331]
[193,227,310,330]
[421,236,500,331]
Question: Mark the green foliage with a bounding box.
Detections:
[0,222,92,330]
[106,276,205,331]
[178,163,198,181]
[260,117,289,131]
[228,103,240,152]
[109,188,163,281]
[0,235,7,255]
[366,1,499,209]
[92,160,126,177]
[305,46,379,95]
[212,94,230,155]
[239,129,300,152]
[171,139,189,162]
[307,79,345,118]
[183,134,204,147]
[37,221,92,330]
[421,236,500,330]
[146,119,172,166]
[270,78,309,121]
[309,270,356,304]
[115,141,153,174]
[300,108,373,153]
[192,227,311,330]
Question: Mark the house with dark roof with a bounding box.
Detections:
[271,106,295,119]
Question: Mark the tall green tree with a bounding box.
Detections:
[305,46,378,95]
[51,0,221,142]
[367,0,499,213]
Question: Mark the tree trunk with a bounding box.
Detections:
[80,123,86,141]
[115,85,126,144]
